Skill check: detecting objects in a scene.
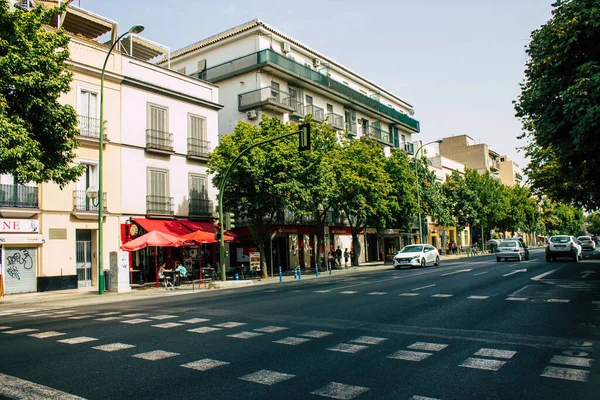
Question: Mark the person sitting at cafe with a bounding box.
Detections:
[159,263,174,288]
[174,260,187,286]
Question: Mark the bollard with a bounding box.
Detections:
[298,265,302,280]
[293,268,297,279]
[315,262,319,278]
[279,266,283,283]
[235,273,239,281]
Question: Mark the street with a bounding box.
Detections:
[1,248,599,400]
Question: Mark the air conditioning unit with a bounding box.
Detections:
[246,110,258,120]
[313,58,321,68]
[282,42,291,54]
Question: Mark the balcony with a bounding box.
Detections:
[289,98,305,118]
[193,49,420,133]
[189,198,213,218]
[326,113,344,130]
[305,105,324,122]
[345,121,358,136]
[146,195,174,216]
[238,87,295,113]
[402,142,415,155]
[78,115,101,139]
[72,190,106,220]
[0,184,39,218]
[187,138,210,161]
[515,173,523,181]
[146,129,174,154]
[369,125,392,146]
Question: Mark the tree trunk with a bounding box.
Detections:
[351,233,361,266]
[259,241,268,279]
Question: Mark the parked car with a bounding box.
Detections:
[546,235,582,262]
[496,240,529,261]
[577,236,596,251]
[393,245,440,269]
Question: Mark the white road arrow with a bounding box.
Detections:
[503,269,527,277]
[441,269,473,276]
[581,271,597,279]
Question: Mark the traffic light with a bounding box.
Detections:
[224,212,235,230]
[214,222,221,241]
[298,123,310,152]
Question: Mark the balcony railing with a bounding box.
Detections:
[146,195,174,215]
[72,190,107,212]
[193,49,420,132]
[238,87,294,112]
[369,125,391,145]
[402,142,415,155]
[289,98,305,117]
[326,113,344,130]
[146,129,174,152]
[0,184,38,208]
[345,121,358,135]
[515,173,523,181]
[305,105,324,122]
[78,115,101,139]
[189,198,213,217]
[187,138,210,159]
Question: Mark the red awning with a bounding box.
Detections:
[179,220,213,232]
[133,218,192,236]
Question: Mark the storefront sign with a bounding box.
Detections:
[380,229,401,235]
[0,219,39,233]
[0,233,44,244]
[272,226,317,235]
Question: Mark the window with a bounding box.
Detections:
[78,89,99,137]
[327,104,333,114]
[189,174,207,199]
[271,81,280,101]
[188,114,206,141]
[197,59,206,71]
[305,95,313,106]
[77,163,98,192]
[148,168,169,198]
[147,103,168,134]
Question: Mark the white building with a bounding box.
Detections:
[163,19,421,267]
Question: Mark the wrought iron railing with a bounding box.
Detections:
[146,129,174,152]
[72,190,107,212]
[369,125,391,145]
[146,195,174,215]
[187,138,210,158]
[238,87,293,111]
[305,105,324,122]
[192,49,420,132]
[78,115,101,139]
[189,198,213,217]
[0,184,38,208]
[326,113,344,130]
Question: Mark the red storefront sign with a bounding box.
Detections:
[330,227,365,235]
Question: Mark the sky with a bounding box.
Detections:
[79,0,555,170]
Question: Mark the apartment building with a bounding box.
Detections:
[164,19,421,267]
[1,1,221,294]
[497,155,524,186]
[438,134,500,178]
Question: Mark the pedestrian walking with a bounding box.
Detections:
[344,248,350,267]
[328,251,336,270]
[335,246,342,266]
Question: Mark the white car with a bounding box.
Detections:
[393,244,440,269]
[577,236,596,251]
[546,235,582,262]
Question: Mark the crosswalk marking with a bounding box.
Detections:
[340,291,358,295]
[149,315,178,320]
[93,343,136,352]
[214,322,247,328]
[546,299,570,303]
[132,350,179,361]
[4,328,38,335]
[121,313,148,317]
[299,330,333,338]
[187,327,221,334]
[407,342,448,352]
[410,396,441,400]
[95,316,124,321]
[227,331,264,339]
[29,331,66,339]
[254,326,288,333]
[0,326,13,331]
[96,312,121,316]
[152,322,184,329]
[468,296,489,300]
[273,337,311,346]
[399,293,420,297]
[57,336,98,345]
[121,318,151,324]
[431,294,453,298]
[474,348,516,359]
[367,292,387,295]
[350,336,388,345]
[506,297,528,301]
[327,343,368,354]
[311,382,369,399]
[67,315,94,320]
[0,372,85,400]
[541,366,589,382]
[459,357,506,371]
[180,318,210,324]
[181,359,229,371]
[388,350,432,362]
[549,355,593,368]
[239,369,295,386]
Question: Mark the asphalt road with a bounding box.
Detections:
[1,248,599,400]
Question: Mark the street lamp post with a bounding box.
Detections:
[414,139,443,245]
[92,24,144,295]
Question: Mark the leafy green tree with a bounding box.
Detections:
[0,2,83,186]
[443,171,478,245]
[465,170,505,244]
[331,137,392,266]
[586,212,600,235]
[541,199,585,235]
[412,157,453,230]
[514,0,600,209]
[384,149,417,232]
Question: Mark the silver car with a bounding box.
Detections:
[496,240,529,262]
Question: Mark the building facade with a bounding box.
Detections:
[497,155,524,186]
[438,134,500,178]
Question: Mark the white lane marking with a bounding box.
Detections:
[410,397,441,400]
[468,296,490,300]
[387,350,432,361]
[96,312,121,316]
[28,313,52,318]
[273,337,311,345]
[227,331,264,339]
[180,318,210,324]
[531,268,561,281]
[474,348,516,359]
[239,369,295,386]
[67,315,94,320]
[431,294,453,298]
[57,336,98,345]
[181,359,230,371]
[340,291,358,295]
[546,299,570,303]
[441,269,472,276]
[29,331,66,339]
[506,297,528,301]
[213,322,247,328]
[0,326,12,330]
[412,284,436,291]
[149,315,177,320]
[187,327,221,334]
[549,355,593,368]
[473,271,488,276]
[92,343,136,352]
[95,316,124,321]
[399,293,420,297]
[121,318,151,324]
[459,357,506,371]
[54,310,75,314]
[367,292,387,295]
[315,290,332,293]
[541,366,589,382]
[0,372,85,400]
[132,350,179,361]
[152,322,184,329]
[311,382,369,399]
[121,313,148,317]
[407,342,448,352]
[350,336,388,345]
[254,326,288,333]
[298,330,333,338]
[327,343,368,354]
[3,328,38,335]
[503,269,527,277]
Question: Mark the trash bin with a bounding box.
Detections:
[104,270,111,291]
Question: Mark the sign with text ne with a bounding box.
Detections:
[0,219,39,233]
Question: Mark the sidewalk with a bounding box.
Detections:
[0,250,493,310]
